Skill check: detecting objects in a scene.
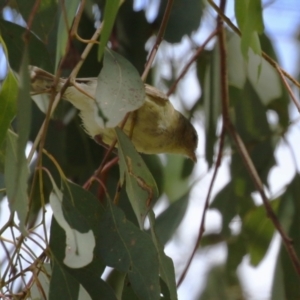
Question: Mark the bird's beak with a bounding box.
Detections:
[190,152,197,163]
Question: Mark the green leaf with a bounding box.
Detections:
[99,200,160,300]
[116,127,158,228]
[148,211,178,300]
[48,180,117,299]
[106,269,126,299]
[199,266,244,300]
[49,260,80,300]
[227,32,282,105]
[0,69,17,147]
[122,275,140,300]
[49,184,96,268]
[0,19,52,72]
[235,0,264,58]
[48,177,160,299]
[156,0,203,43]
[153,193,189,245]
[0,140,5,173]
[242,199,279,266]
[5,48,31,228]
[271,261,286,300]
[3,49,33,232]
[164,155,192,201]
[16,47,31,163]
[98,0,122,61]
[230,83,276,186]
[4,130,28,233]
[227,32,247,89]
[271,175,300,299]
[210,180,256,237]
[259,34,289,129]
[198,45,221,167]
[15,0,57,43]
[226,235,247,278]
[56,0,80,69]
[247,51,282,105]
[96,49,145,128]
[116,2,151,73]
[210,182,238,236]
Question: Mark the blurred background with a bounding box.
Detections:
[1,0,300,299]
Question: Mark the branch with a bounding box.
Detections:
[177,126,226,287]
[216,1,300,278]
[167,28,219,96]
[208,0,300,91]
[141,0,174,82]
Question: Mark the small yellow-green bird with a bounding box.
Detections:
[29,66,198,162]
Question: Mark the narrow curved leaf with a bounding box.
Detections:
[4,130,28,233]
[149,211,178,300]
[153,193,189,245]
[242,199,279,266]
[98,0,122,61]
[56,0,80,69]
[0,68,17,147]
[98,200,160,300]
[116,127,158,228]
[235,0,264,57]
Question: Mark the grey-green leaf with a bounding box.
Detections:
[96,50,145,128]
[4,130,28,233]
[116,127,158,228]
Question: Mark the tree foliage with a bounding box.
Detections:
[0,0,300,299]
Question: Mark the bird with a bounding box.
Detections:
[29,66,198,162]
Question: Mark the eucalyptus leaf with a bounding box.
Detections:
[164,155,193,201]
[272,175,300,299]
[56,0,80,69]
[156,0,203,43]
[96,50,145,128]
[48,180,117,299]
[49,260,80,300]
[98,0,122,61]
[115,127,158,228]
[4,130,28,233]
[99,200,160,300]
[201,44,221,168]
[0,19,52,72]
[235,0,264,58]
[0,68,17,147]
[242,199,279,266]
[16,47,31,164]
[153,193,189,245]
[148,211,178,300]
[15,0,57,42]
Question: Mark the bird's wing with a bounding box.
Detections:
[144,84,168,106]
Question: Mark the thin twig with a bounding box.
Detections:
[167,29,219,96]
[141,0,174,82]
[177,1,226,286]
[27,26,103,162]
[23,0,41,42]
[276,64,300,112]
[177,126,226,287]
[215,0,300,277]
[207,0,300,90]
